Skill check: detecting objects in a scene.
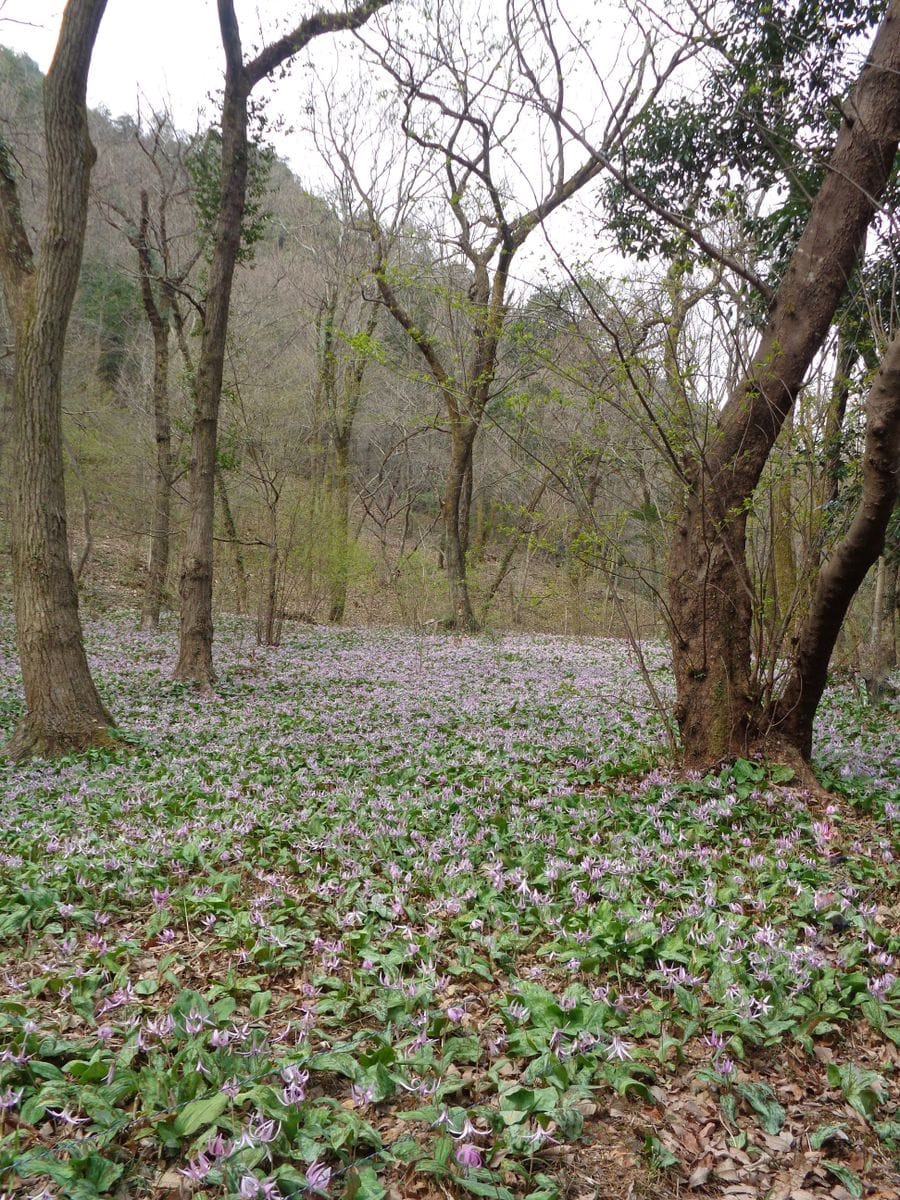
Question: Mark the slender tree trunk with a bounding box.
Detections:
[0,0,114,761]
[328,433,351,623]
[141,326,172,630]
[443,424,477,630]
[871,556,887,661]
[68,446,93,585]
[480,470,550,624]
[823,327,856,513]
[257,500,279,646]
[879,554,899,671]
[174,0,389,680]
[136,193,173,632]
[668,6,900,765]
[174,46,249,685]
[215,465,248,615]
[773,328,900,754]
[459,448,473,560]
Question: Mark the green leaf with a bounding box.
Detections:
[344,1165,387,1200]
[172,1091,228,1136]
[307,1050,360,1077]
[83,1152,124,1193]
[14,1150,75,1186]
[873,1119,900,1146]
[809,1123,847,1149]
[823,1161,862,1198]
[735,1081,785,1133]
[250,989,272,1018]
[644,1134,679,1169]
[457,1175,515,1199]
[769,764,795,784]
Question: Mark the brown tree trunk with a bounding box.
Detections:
[257,503,280,646]
[773,330,900,754]
[215,466,248,615]
[880,554,899,672]
[443,424,477,630]
[823,326,856,514]
[135,191,172,632]
[668,5,900,765]
[0,0,114,761]
[174,20,249,686]
[328,433,351,623]
[174,0,389,684]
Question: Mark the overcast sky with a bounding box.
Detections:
[0,1,228,123]
[0,0,648,289]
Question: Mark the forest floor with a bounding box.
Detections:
[0,616,897,1200]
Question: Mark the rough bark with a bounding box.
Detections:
[668,3,900,765]
[0,0,114,761]
[772,329,900,755]
[174,0,390,685]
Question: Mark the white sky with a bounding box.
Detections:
[1,0,227,126]
[0,0,676,291]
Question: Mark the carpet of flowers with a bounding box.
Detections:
[0,616,897,1200]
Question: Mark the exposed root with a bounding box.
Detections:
[5,718,119,763]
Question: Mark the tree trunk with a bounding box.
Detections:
[174,37,250,686]
[140,328,172,630]
[136,192,172,633]
[879,554,899,671]
[822,325,856,514]
[173,0,389,681]
[443,424,477,630]
[215,466,248,615]
[328,433,351,623]
[668,5,900,765]
[480,471,550,624]
[257,505,280,646]
[0,0,114,761]
[772,330,900,753]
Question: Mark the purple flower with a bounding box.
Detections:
[455,1142,482,1169]
[605,1035,632,1061]
[305,1159,332,1192]
[179,1153,211,1183]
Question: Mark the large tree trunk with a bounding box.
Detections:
[443,424,477,630]
[773,331,900,754]
[0,0,113,761]
[668,5,900,765]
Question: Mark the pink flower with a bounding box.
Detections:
[455,1142,482,1169]
[305,1160,332,1192]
